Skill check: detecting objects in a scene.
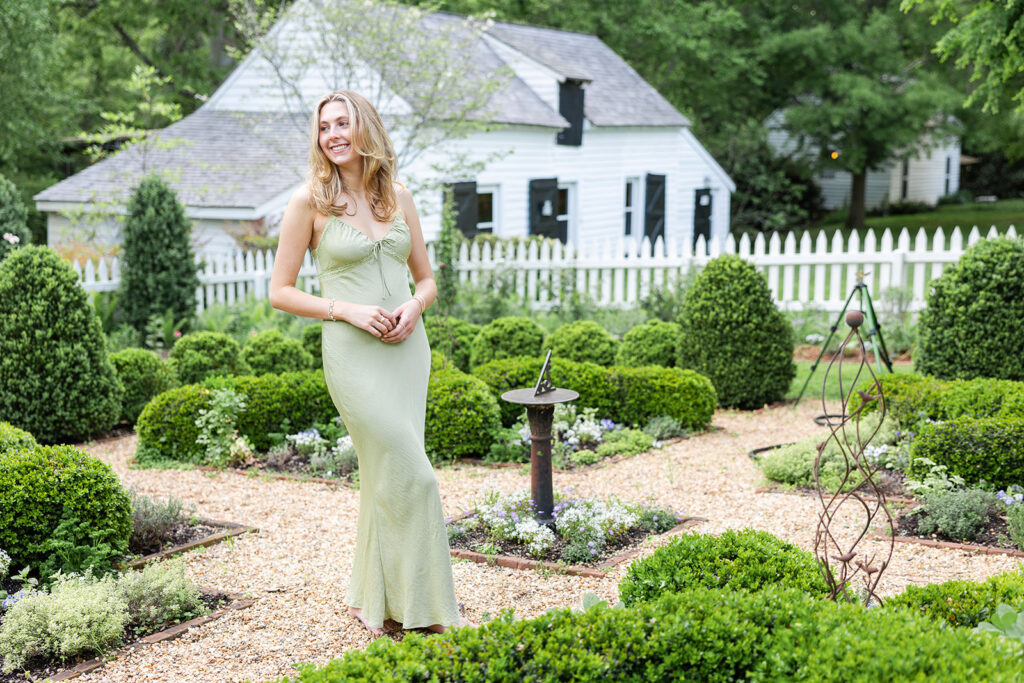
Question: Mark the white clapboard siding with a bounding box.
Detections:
[76,225,1019,314]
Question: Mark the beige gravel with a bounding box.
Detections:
[70,400,1021,682]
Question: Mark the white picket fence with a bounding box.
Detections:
[74,224,1019,313]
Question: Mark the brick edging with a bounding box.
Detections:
[868,533,1024,558]
[449,516,707,577]
[126,518,258,570]
[47,594,256,681]
[755,485,916,506]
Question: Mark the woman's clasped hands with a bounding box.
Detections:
[345,300,422,343]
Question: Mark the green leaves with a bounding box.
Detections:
[977,603,1024,641]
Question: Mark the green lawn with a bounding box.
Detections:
[787,358,917,402]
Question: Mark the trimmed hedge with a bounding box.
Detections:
[471,356,716,430]
[545,320,619,366]
[916,237,1024,381]
[280,586,1024,682]
[616,319,680,367]
[885,568,1024,628]
[424,368,501,461]
[907,416,1024,488]
[109,348,177,424]
[676,255,794,409]
[168,331,248,385]
[618,529,827,607]
[468,316,544,369]
[240,329,313,375]
[854,373,1024,426]
[301,323,322,369]
[423,315,480,372]
[0,445,131,573]
[0,421,35,453]
[135,370,338,464]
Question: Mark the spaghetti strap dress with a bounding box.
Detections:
[311,213,460,630]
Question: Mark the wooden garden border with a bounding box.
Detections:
[126,517,259,569]
[449,516,707,578]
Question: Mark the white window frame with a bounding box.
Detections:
[624,177,640,237]
[557,181,577,245]
[476,184,499,234]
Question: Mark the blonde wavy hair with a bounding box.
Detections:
[307,90,398,221]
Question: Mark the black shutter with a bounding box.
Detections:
[693,188,712,252]
[556,80,584,146]
[528,178,560,239]
[644,173,666,243]
[444,182,478,237]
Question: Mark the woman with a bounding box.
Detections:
[269,90,466,636]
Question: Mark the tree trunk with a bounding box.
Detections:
[846,171,867,229]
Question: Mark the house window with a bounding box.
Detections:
[444,182,498,237]
[901,160,909,200]
[477,187,495,232]
[624,178,639,236]
[945,156,952,196]
[556,80,585,146]
[557,182,574,243]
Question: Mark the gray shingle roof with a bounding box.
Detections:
[485,21,690,127]
[35,112,307,209]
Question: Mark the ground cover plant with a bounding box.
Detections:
[446,489,680,565]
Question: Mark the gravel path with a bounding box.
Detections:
[74,401,1021,682]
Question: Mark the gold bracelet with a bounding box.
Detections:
[327,299,336,321]
[413,294,427,313]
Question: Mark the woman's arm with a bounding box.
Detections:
[269,188,396,337]
[381,187,437,343]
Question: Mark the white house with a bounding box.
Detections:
[35,4,734,255]
[766,112,961,211]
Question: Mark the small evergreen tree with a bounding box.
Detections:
[0,174,30,262]
[0,247,123,442]
[117,177,199,334]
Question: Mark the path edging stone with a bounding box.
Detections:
[127,518,258,570]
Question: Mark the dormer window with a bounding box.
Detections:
[556,79,584,146]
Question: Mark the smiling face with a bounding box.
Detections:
[318,100,359,168]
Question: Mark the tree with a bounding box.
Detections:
[117,177,199,335]
[903,0,1024,113]
[229,0,511,178]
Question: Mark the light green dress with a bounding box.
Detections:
[311,213,459,630]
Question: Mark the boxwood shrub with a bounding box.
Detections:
[885,568,1024,628]
[424,315,480,372]
[916,237,1024,381]
[0,421,35,453]
[616,319,680,367]
[109,348,178,424]
[468,316,544,369]
[0,445,131,574]
[676,255,795,409]
[425,368,501,461]
[618,529,827,606]
[301,323,322,369]
[240,329,313,375]
[907,416,1024,488]
[613,366,716,430]
[545,320,619,366]
[280,586,1024,682]
[852,373,1024,425]
[168,331,248,385]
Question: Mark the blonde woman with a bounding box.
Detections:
[269,90,467,636]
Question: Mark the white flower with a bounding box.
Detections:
[0,547,10,581]
[2,233,19,245]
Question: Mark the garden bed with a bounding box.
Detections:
[755,468,913,504]
[126,517,259,569]
[872,508,1024,559]
[0,591,254,682]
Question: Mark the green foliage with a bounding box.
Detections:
[468,316,544,369]
[168,331,248,385]
[907,417,1024,488]
[642,415,689,440]
[613,366,717,430]
[484,426,529,463]
[916,487,997,542]
[676,255,794,409]
[240,329,313,375]
[1008,505,1024,551]
[283,584,1024,682]
[916,238,1024,381]
[886,568,1024,628]
[136,370,339,464]
[195,387,251,468]
[595,428,654,458]
[37,516,126,579]
[616,319,680,367]
[0,445,131,576]
[301,323,322,368]
[976,604,1024,642]
[0,421,35,453]
[0,246,123,443]
[618,529,827,607]
[128,489,193,554]
[852,373,1024,425]
[116,177,199,334]
[0,573,128,673]
[424,368,501,461]
[117,559,205,634]
[0,174,29,262]
[109,348,178,424]
[423,315,481,372]
[544,320,619,367]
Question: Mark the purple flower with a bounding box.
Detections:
[652,516,658,521]
[590,549,598,555]
[587,541,595,547]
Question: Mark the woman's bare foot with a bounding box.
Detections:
[348,607,385,636]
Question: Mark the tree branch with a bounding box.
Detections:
[110,21,201,101]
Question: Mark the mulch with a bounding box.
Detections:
[129,522,222,557]
[895,510,1020,552]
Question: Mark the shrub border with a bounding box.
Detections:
[46,592,256,681]
[125,516,259,570]
[448,515,707,578]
